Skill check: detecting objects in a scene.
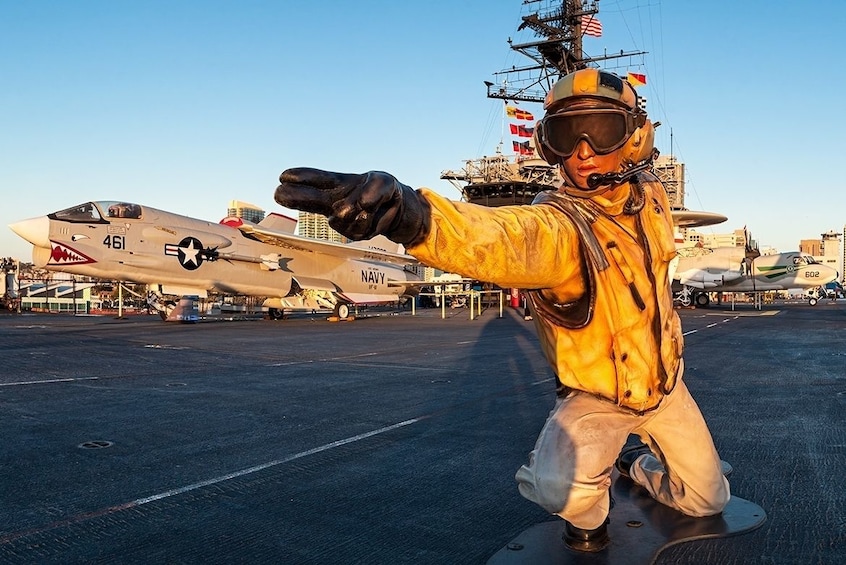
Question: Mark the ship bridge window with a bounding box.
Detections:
[49,202,106,223]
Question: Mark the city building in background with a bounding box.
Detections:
[227,200,265,224]
[800,230,843,282]
[653,154,685,210]
[799,239,822,256]
[297,212,347,243]
[819,230,842,282]
[842,225,846,283]
[682,228,748,250]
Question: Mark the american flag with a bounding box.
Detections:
[580,14,602,38]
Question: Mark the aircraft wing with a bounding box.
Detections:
[237,224,420,266]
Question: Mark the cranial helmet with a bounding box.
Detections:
[533,68,655,191]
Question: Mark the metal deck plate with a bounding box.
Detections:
[488,475,766,565]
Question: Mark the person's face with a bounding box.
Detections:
[560,139,625,190]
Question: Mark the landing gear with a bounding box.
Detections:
[675,286,709,308]
[268,307,286,320]
[333,302,350,319]
[146,291,175,320]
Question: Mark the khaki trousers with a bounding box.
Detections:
[514,372,730,529]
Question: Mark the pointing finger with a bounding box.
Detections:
[275,168,364,215]
[279,167,363,190]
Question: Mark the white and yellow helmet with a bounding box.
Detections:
[534,68,655,186]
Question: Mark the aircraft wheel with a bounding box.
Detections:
[808,297,818,306]
[268,307,285,320]
[695,293,710,307]
[334,303,350,319]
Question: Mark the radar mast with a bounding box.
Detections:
[440,0,647,206]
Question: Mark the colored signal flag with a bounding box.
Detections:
[627,72,647,87]
[506,106,535,121]
[510,124,534,137]
[512,140,534,155]
[580,15,602,37]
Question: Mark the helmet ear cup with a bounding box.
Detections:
[533,120,559,165]
[620,118,655,165]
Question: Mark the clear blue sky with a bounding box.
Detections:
[2,0,845,260]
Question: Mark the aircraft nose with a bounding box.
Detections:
[9,216,50,248]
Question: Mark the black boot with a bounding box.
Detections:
[615,443,653,479]
[562,519,610,552]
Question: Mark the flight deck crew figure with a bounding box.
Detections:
[275,68,730,553]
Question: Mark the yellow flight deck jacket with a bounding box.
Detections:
[406,173,682,413]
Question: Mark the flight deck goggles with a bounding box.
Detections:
[538,108,645,157]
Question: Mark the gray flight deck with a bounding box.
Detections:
[0,302,843,564]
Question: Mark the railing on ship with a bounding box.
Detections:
[410,285,505,320]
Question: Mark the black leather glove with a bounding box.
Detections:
[275,168,431,245]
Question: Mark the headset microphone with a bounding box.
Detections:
[587,172,622,189]
[585,150,659,189]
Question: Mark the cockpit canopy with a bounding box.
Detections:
[792,254,818,265]
[49,201,143,222]
[105,202,142,219]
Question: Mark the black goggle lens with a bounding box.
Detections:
[542,111,633,157]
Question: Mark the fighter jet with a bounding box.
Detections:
[673,246,838,307]
[9,201,423,320]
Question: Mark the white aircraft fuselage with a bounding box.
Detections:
[9,201,422,315]
[674,247,837,293]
